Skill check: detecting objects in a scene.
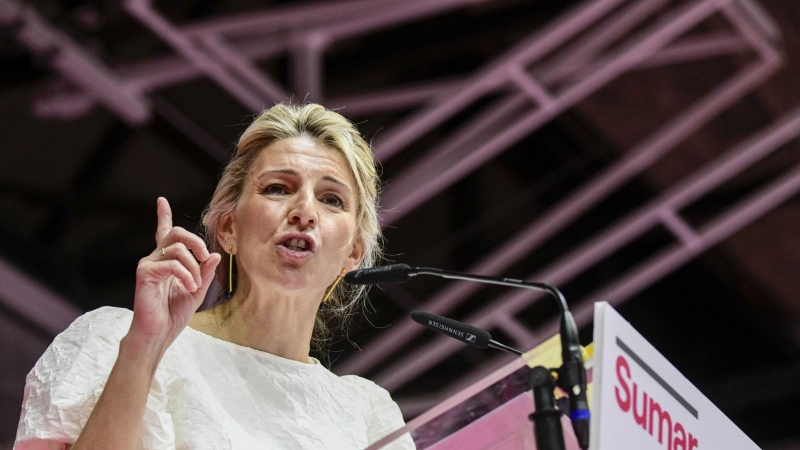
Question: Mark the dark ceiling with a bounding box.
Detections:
[2,0,800,447]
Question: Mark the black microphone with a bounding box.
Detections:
[344,264,412,285]
[410,311,522,355]
[346,264,590,449]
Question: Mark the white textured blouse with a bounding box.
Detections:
[15,307,415,450]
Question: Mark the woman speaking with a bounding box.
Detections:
[15,104,415,449]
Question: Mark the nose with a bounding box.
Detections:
[288,189,317,228]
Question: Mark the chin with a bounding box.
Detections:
[269,270,318,293]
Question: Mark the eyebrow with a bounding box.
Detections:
[257,169,352,192]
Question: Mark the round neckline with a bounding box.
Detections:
[184,325,321,368]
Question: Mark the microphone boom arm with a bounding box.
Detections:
[409,267,569,314]
[406,267,589,450]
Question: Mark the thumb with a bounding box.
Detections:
[196,253,222,298]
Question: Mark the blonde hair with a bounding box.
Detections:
[201,103,382,356]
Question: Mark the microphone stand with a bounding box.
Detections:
[347,264,590,449]
[529,366,566,450]
[404,268,590,450]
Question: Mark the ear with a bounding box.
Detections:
[344,235,366,272]
[216,211,237,252]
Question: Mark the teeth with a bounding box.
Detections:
[284,237,309,251]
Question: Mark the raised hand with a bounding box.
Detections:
[128,197,221,352]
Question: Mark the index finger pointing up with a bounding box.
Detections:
[156,197,173,245]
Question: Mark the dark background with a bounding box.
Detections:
[2,0,800,447]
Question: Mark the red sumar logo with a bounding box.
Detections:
[614,338,699,450]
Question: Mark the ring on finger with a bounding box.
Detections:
[161,247,166,261]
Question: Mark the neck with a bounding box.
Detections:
[194,281,323,364]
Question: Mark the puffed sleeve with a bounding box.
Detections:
[344,376,416,449]
[14,307,175,450]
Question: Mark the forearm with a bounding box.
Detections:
[71,334,166,450]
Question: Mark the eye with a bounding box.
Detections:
[321,194,345,209]
[263,184,288,195]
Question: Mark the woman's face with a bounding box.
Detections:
[223,136,364,298]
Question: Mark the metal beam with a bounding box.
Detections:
[0,256,80,336]
[30,0,758,121]
[370,104,800,391]
[177,0,421,39]
[125,0,482,110]
[32,31,751,121]
[290,33,326,102]
[378,0,758,225]
[124,0,266,112]
[338,53,781,375]
[637,33,749,69]
[372,0,631,161]
[539,0,672,85]
[0,0,150,125]
[198,35,288,103]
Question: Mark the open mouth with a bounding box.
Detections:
[279,235,315,253]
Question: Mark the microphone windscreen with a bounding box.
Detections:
[344,264,412,285]
[411,311,491,349]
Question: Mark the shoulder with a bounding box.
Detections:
[74,305,133,327]
[339,374,392,400]
[47,307,132,357]
[29,306,133,381]
[15,307,135,447]
[63,306,133,337]
[25,306,133,394]
[339,374,401,418]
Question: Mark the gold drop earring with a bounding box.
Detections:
[225,244,234,300]
[320,268,347,311]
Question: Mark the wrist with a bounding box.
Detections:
[119,332,168,377]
